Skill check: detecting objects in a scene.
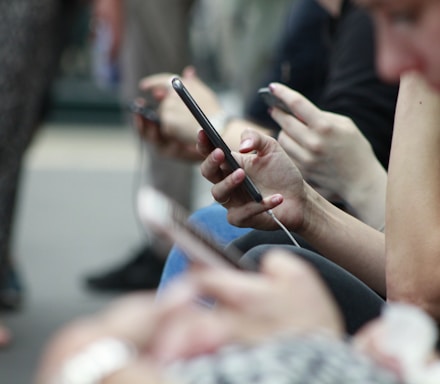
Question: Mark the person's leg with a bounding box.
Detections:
[159,217,318,293]
[0,0,65,309]
[228,228,316,254]
[241,245,384,335]
[157,203,253,294]
[121,0,197,210]
[85,0,197,292]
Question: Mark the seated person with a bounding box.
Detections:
[37,0,440,381]
[157,83,389,293]
[197,71,440,331]
[136,0,398,290]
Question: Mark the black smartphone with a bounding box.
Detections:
[127,101,160,125]
[258,87,292,115]
[171,77,263,203]
[137,186,258,271]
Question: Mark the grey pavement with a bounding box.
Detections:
[0,123,211,383]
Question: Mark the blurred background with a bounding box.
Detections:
[0,1,291,382]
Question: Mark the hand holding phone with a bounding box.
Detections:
[127,100,160,125]
[171,77,263,203]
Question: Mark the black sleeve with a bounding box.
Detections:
[318,2,399,168]
[244,0,332,129]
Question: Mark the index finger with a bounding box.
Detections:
[139,73,175,91]
[269,83,324,127]
[196,129,216,158]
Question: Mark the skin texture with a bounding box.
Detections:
[136,70,386,229]
[271,83,387,229]
[197,126,386,295]
[385,72,440,319]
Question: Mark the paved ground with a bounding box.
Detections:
[0,123,211,383]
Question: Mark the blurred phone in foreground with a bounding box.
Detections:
[137,186,258,271]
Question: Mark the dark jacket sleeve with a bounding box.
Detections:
[317,2,398,168]
[244,0,332,129]
[244,0,398,169]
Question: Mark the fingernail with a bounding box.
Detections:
[269,83,276,92]
[240,139,253,151]
[271,194,283,204]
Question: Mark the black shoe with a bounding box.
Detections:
[0,263,24,311]
[84,245,165,293]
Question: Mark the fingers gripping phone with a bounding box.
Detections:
[258,87,292,115]
[171,77,263,203]
[137,186,258,271]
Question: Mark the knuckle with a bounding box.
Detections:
[314,117,333,135]
[306,137,324,155]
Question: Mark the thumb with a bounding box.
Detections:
[239,129,278,155]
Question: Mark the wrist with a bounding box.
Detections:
[288,181,319,235]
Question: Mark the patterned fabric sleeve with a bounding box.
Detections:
[166,334,402,384]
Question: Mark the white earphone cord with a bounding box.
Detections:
[266,210,301,248]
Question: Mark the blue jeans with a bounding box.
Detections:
[157,203,252,294]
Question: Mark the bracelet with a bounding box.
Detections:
[52,337,137,384]
[208,112,234,135]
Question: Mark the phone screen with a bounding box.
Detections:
[172,77,262,203]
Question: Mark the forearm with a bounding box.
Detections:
[342,160,387,231]
[386,73,440,319]
[298,183,386,295]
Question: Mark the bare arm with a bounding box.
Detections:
[386,72,440,320]
[298,182,386,295]
[198,129,386,295]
